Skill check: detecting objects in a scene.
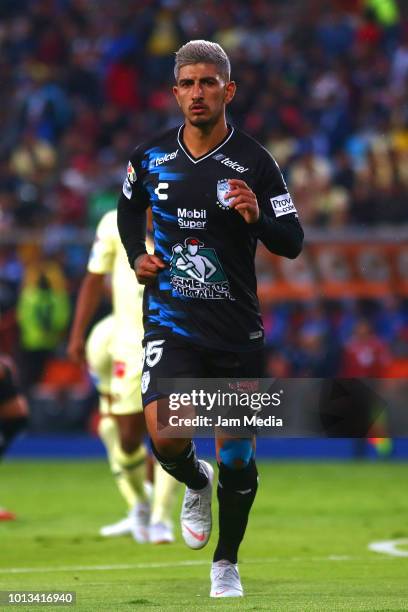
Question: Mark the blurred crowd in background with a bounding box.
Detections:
[0,0,407,422]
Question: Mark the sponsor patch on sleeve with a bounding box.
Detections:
[122,177,132,199]
[127,161,137,183]
[122,160,137,199]
[270,193,297,217]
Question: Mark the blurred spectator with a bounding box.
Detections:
[16,262,70,390]
[10,129,56,183]
[340,318,392,377]
[0,0,405,234]
[104,54,141,111]
[289,151,332,224]
[0,0,407,387]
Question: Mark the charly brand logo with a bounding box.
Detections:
[177,208,207,229]
[170,238,234,300]
[213,153,249,173]
[154,182,169,200]
[150,149,178,169]
[216,179,232,210]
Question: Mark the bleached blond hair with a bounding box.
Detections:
[174,40,231,82]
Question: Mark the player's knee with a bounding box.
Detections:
[151,437,190,459]
[218,439,254,469]
[97,415,116,441]
[119,431,140,455]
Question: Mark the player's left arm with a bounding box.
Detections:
[227,159,304,259]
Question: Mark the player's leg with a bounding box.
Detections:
[209,347,263,597]
[115,411,148,503]
[145,399,213,548]
[0,399,29,520]
[86,317,148,539]
[149,463,179,544]
[142,336,213,548]
[0,397,29,458]
[97,413,136,521]
[97,412,150,540]
[0,357,29,520]
[86,318,132,532]
[210,436,257,597]
[0,356,29,457]
[107,358,153,542]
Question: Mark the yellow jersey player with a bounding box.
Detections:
[68,210,178,543]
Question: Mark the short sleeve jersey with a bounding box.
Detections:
[120,126,298,352]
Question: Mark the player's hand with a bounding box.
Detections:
[135,253,166,285]
[67,336,86,364]
[226,179,260,224]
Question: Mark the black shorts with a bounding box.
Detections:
[141,333,265,408]
[0,363,19,405]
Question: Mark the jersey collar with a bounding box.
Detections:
[177,124,234,164]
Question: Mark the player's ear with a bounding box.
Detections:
[224,81,236,105]
[173,85,181,107]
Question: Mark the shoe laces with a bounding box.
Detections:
[184,493,202,519]
[213,562,237,582]
[185,493,200,509]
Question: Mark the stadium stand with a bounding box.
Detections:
[0,0,407,433]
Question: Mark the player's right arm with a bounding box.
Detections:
[117,152,165,284]
[67,272,105,364]
[68,212,116,364]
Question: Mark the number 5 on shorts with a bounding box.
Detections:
[143,339,165,368]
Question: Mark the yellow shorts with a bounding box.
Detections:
[86,315,143,415]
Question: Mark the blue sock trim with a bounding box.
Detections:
[218,439,253,468]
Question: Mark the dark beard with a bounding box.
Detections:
[187,110,222,130]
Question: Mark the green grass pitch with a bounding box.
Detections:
[1,459,408,611]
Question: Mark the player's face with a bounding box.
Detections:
[173,63,236,128]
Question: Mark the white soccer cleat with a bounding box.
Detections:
[99,516,133,537]
[130,501,150,543]
[149,522,175,544]
[180,460,213,550]
[210,560,244,598]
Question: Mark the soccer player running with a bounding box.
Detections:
[68,210,179,544]
[0,354,29,520]
[117,40,303,596]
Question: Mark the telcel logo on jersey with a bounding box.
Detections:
[213,153,248,173]
[177,208,207,229]
[151,149,178,168]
